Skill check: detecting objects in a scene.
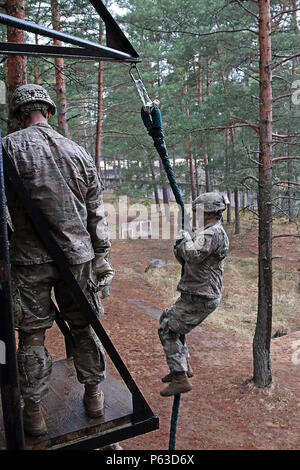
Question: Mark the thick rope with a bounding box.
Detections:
[141,108,189,228]
[168,393,181,450]
[168,331,186,450]
[141,107,187,450]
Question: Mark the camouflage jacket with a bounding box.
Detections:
[174,220,229,299]
[3,122,110,265]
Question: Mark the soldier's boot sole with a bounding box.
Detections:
[84,385,104,418]
[23,400,47,437]
[160,372,192,397]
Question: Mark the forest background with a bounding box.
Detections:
[0,0,300,389]
[0,0,299,224]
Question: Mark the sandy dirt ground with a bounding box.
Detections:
[45,220,300,450]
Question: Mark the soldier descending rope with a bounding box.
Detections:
[3,84,114,437]
[132,66,231,443]
[158,192,230,397]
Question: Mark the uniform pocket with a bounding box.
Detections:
[17,347,52,392]
[87,279,103,318]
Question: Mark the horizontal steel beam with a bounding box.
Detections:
[0,13,137,62]
[89,0,139,58]
[0,42,138,62]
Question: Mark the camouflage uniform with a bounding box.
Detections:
[158,219,229,374]
[3,121,112,402]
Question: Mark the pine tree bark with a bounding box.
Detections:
[103,157,107,181]
[33,1,42,85]
[227,190,232,224]
[286,0,298,222]
[95,22,104,175]
[197,51,202,105]
[225,131,232,223]
[206,54,211,96]
[51,0,70,138]
[183,67,196,208]
[203,58,212,193]
[253,0,273,388]
[192,52,202,105]
[203,153,212,192]
[33,34,39,84]
[7,0,27,133]
[234,187,240,234]
[156,60,169,220]
[194,155,200,196]
[80,95,89,152]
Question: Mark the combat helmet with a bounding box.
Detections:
[192,192,229,212]
[10,84,56,117]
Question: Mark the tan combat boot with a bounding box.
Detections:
[161,371,174,383]
[84,384,104,418]
[162,359,194,383]
[160,372,192,397]
[23,399,47,437]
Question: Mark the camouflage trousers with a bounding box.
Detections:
[11,260,106,402]
[158,293,220,373]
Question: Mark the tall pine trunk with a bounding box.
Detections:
[287,0,298,222]
[206,54,211,96]
[95,22,104,175]
[33,1,42,85]
[33,33,39,84]
[203,153,212,192]
[234,187,240,234]
[156,60,169,220]
[225,131,232,223]
[194,155,200,196]
[226,190,232,224]
[7,0,27,133]
[80,96,89,152]
[51,0,70,138]
[183,67,196,210]
[253,0,273,388]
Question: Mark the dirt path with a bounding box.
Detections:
[46,227,300,450]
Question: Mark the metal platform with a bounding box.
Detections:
[0,358,158,450]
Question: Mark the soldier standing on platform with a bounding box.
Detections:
[3,84,114,437]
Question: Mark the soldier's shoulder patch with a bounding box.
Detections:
[192,231,213,252]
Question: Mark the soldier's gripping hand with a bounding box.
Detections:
[175,229,192,246]
[174,230,192,265]
[92,251,114,290]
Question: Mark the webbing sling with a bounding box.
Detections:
[2,145,153,424]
